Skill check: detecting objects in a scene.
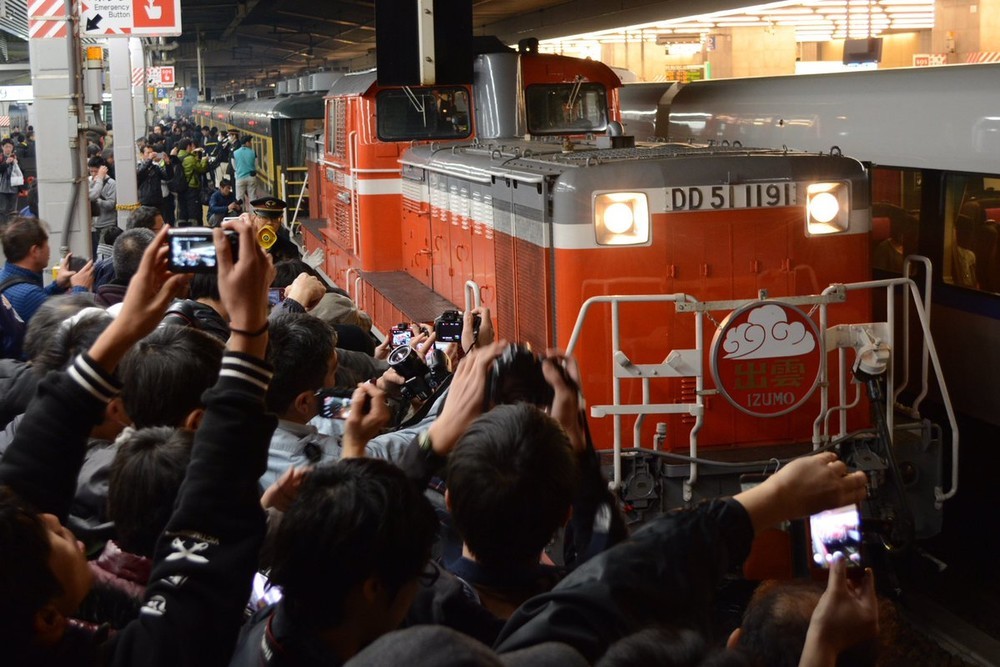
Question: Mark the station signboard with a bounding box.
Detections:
[81,0,183,37]
[146,66,175,87]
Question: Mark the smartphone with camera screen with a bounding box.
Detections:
[316,388,353,420]
[168,228,238,273]
[390,323,413,348]
[268,287,285,307]
[809,503,863,570]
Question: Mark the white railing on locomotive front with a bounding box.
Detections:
[564,261,958,507]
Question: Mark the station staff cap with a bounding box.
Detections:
[251,197,287,218]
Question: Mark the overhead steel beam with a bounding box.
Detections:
[274,9,375,30]
[221,0,263,41]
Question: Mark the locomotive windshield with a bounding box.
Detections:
[376,87,471,141]
[525,81,609,135]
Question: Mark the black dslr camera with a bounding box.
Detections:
[434,309,480,343]
[486,344,573,408]
[387,345,451,401]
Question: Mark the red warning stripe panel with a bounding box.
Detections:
[28,0,69,39]
[966,52,1000,64]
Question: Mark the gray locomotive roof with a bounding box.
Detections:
[402,139,826,183]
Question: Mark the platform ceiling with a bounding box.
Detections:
[1,0,758,91]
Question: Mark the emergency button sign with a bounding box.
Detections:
[710,302,822,417]
[81,0,181,36]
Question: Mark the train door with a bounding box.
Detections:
[401,165,432,284]
[470,182,497,316]
[429,171,453,301]
[449,179,474,305]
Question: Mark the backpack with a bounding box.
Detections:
[167,161,188,194]
[0,278,30,360]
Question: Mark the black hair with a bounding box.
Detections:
[1,216,48,263]
[735,579,878,667]
[108,427,193,558]
[87,156,106,169]
[268,458,438,630]
[0,137,13,147]
[446,404,580,569]
[188,273,221,302]
[265,312,337,414]
[101,225,124,247]
[736,580,825,667]
[22,294,99,362]
[177,138,193,150]
[126,205,162,231]
[119,325,224,428]
[599,628,749,667]
[272,258,324,290]
[0,487,63,656]
[31,307,111,375]
[112,228,155,284]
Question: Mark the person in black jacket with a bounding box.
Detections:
[136,145,168,209]
[492,452,871,664]
[0,219,278,666]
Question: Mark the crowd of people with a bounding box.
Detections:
[0,118,890,666]
[1,118,260,257]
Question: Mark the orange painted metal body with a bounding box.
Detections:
[551,208,872,450]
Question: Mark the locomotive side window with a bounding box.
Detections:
[525,82,608,135]
[942,173,1000,292]
[375,88,471,141]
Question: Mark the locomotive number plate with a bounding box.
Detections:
[664,183,795,212]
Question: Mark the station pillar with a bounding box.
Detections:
[108,38,139,226]
[28,6,90,260]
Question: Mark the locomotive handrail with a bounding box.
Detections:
[565,293,705,495]
[821,274,958,504]
[464,281,482,311]
[344,267,360,304]
[895,256,934,417]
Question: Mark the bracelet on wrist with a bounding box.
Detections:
[229,322,269,337]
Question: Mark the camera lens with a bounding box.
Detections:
[488,344,554,408]
[388,345,430,380]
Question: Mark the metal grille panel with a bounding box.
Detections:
[331,197,353,251]
[512,237,549,352]
[494,234,517,343]
[330,99,347,159]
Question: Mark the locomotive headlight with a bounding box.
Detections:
[595,192,650,245]
[806,182,849,235]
